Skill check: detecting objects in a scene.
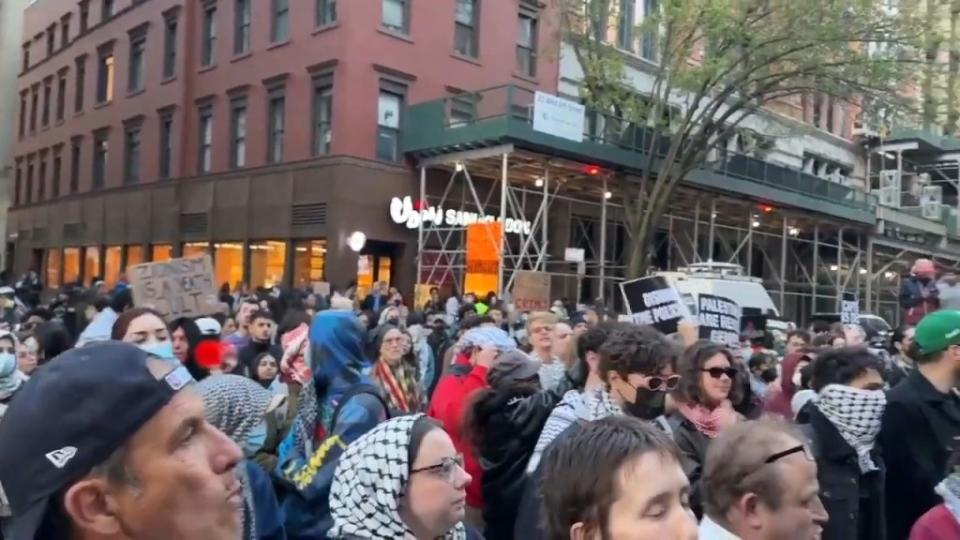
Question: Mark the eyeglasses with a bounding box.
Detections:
[630,374,681,392]
[411,454,466,483]
[702,367,739,380]
[764,444,814,464]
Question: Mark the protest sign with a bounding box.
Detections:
[129,256,219,321]
[740,307,768,341]
[841,292,860,325]
[698,294,742,346]
[512,270,551,312]
[312,281,331,297]
[620,276,689,334]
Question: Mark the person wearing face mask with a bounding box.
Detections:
[463,348,586,540]
[0,333,26,421]
[670,341,744,518]
[0,332,32,378]
[795,347,887,540]
[111,307,178,364]
[378,305,404,328]
[196,374,287,540]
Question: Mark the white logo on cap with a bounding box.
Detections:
[45,446,77,469]
[164,366,193,391]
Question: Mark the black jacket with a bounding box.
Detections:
[668,415,711,519]
[513,421,581,540]
[799,405,885,540]
[477,375,575,540]
[879,370,960,540]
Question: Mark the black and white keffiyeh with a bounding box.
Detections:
[816,384,886,473]
[329,414,467,540]
[196,374,279,445]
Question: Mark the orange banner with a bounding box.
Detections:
[464,222,502,296]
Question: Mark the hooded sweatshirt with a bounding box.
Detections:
[763,352,804,418]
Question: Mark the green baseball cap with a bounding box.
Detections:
[915,310,960,355]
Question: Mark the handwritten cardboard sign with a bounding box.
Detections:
[512,270,552,312]
[129,256,219,321]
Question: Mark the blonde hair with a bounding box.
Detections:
[526,311,559,330]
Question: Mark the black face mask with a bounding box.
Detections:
[622,386,667,420]
[387,318,400,326]
[760,367,778,384]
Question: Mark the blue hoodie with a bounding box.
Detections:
[276,311,387,539]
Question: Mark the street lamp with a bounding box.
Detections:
[347,231,367,252]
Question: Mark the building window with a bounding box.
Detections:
[38,153,47,201]
[47,249,62,289]
[376,84,404,161]
[79,1,89,33]
[128,36,146,92]
[61,18,70,48]
[70,139,81,193]
[75,56,86,112]
[158,112,173,179]
[152,244,173,262]
[617,0,635,51]
[813,93,823,129]
[64,248,80,285]
[267,89,285,163]
[640,0,659,61]
[25,158,34,204]
[183,242,211,259]
[56,72,66,122]
[22,46,29,72]
[126,245,144,268]
[234,0,251,55]
[250,241,286,288]
[454,0,477,57]
[214,243,245,289]
[30,86,38,132]
[84,247,101,285]
[312,75,333,156]
[96,48,115,103]
[93,130,108,190]
[13,162,21,206]
[230,98,247,168]
[52,148,62,198]
[382,0,409,33]
[42,79,52,127]
[516,9,537,77]
[202,4,217,67]
[316,0,336,26]
[104,246,122,289]
[272,0,290,42]
[18,93,27,137]
[294,240,326,286]
[124,125,141,184]
[163,16,178,78]
[46,27,55,56]
[102,0,114,21]
[198,105,213,173]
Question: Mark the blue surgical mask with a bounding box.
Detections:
[139,341,176,362]
[244,420,268,456]
[0,352,16,378]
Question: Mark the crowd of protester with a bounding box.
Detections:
[1,263,960,540]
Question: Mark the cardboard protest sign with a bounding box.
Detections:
[698,294,742,346]
[512,270,551,312]
[841,292,860,325]
[620,276,689,334]
[129,256,220,321]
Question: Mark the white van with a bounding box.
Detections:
[654,262,780,318]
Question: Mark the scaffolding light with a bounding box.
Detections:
[711,212,718,219]
[534,177,544,188]
[751,220,760,228]
[347,231,367,253]
[884,271,897,280]
[454,161,464,172]
[586,165,602,176]
[761,205,775,213]
[859,268,868,275]
[604,191,613,199]
[830,265,839,271]
[788,226,800,236]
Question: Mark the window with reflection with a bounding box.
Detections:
[46,249,62,288]
[63,248,80,284]
[104,246,122,289]
[250,241,286,288]
[126,245,144,269]
[293,239,326,288]
[214,242,244,290]
[84,246,101,285]
[182,242,211,259]
[152,244,172,262]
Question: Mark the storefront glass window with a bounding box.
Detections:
[126,245,144,269]
[84,246,101,285]
[46,249,62,288]
[250,241,286,288]
[293,240,326,288]
[63,248,80,285]
[152,244,172,262]
[378,256,392,286]
[357,255,373,299]
[214,242,245,291]
[183,242,211,259]
[104,246,122,289]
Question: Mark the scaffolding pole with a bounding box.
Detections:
[780,215,787,312]
[541,166,549,272]
[600,177,608,301]
[836,227,844,309]
[417,166,426,286]
[693,198,701,262]
[498,153,508,297]
[866,236,874,313]
[747,208,754,275]
[709,199,717,262]
[813,224,819,312]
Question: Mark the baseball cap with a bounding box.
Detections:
[915,310,960,355]
[195,317,223,337]
[487,350,542,388]
[0,342,194,539]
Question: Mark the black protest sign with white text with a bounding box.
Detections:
[698,294,741,346]
[620,276,689,334]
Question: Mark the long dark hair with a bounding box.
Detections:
[111,307,165,341]
[33,321,75,363]
[170,317,205,380]
[676,340,743,408]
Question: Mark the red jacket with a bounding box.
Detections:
[427,357,489,508]
[910,504,960,540]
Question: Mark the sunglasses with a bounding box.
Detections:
[645,374,681,392]
[702,367,738,380]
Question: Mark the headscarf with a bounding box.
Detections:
[0,349,22,400]
[456,326,517,354]
[251,351,279,389]
[196,374,283,445]
[329,414,467,540]
[816,384,886,473]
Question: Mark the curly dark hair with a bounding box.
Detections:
[597,325,679,383]
[675,340,743,407]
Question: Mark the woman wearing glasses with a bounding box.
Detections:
[670,340,744,518]
[329,414,482,539]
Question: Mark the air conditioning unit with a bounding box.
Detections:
[877,186,900,208]
[879,169,901,190]
[921,185,944,220]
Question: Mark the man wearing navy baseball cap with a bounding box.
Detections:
[0,341,245,539]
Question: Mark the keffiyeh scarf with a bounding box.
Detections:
[527,388,624,474]
[538,359,567,391]
[816,384,886,473]
[677,402,737,439]
[373,360,422,414]
[329,414,467,540]
[196,374,276,445]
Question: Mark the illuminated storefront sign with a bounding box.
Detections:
[389,196,532,235]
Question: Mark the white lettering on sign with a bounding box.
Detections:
[533,91,586,142]
[390,196,533,236]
